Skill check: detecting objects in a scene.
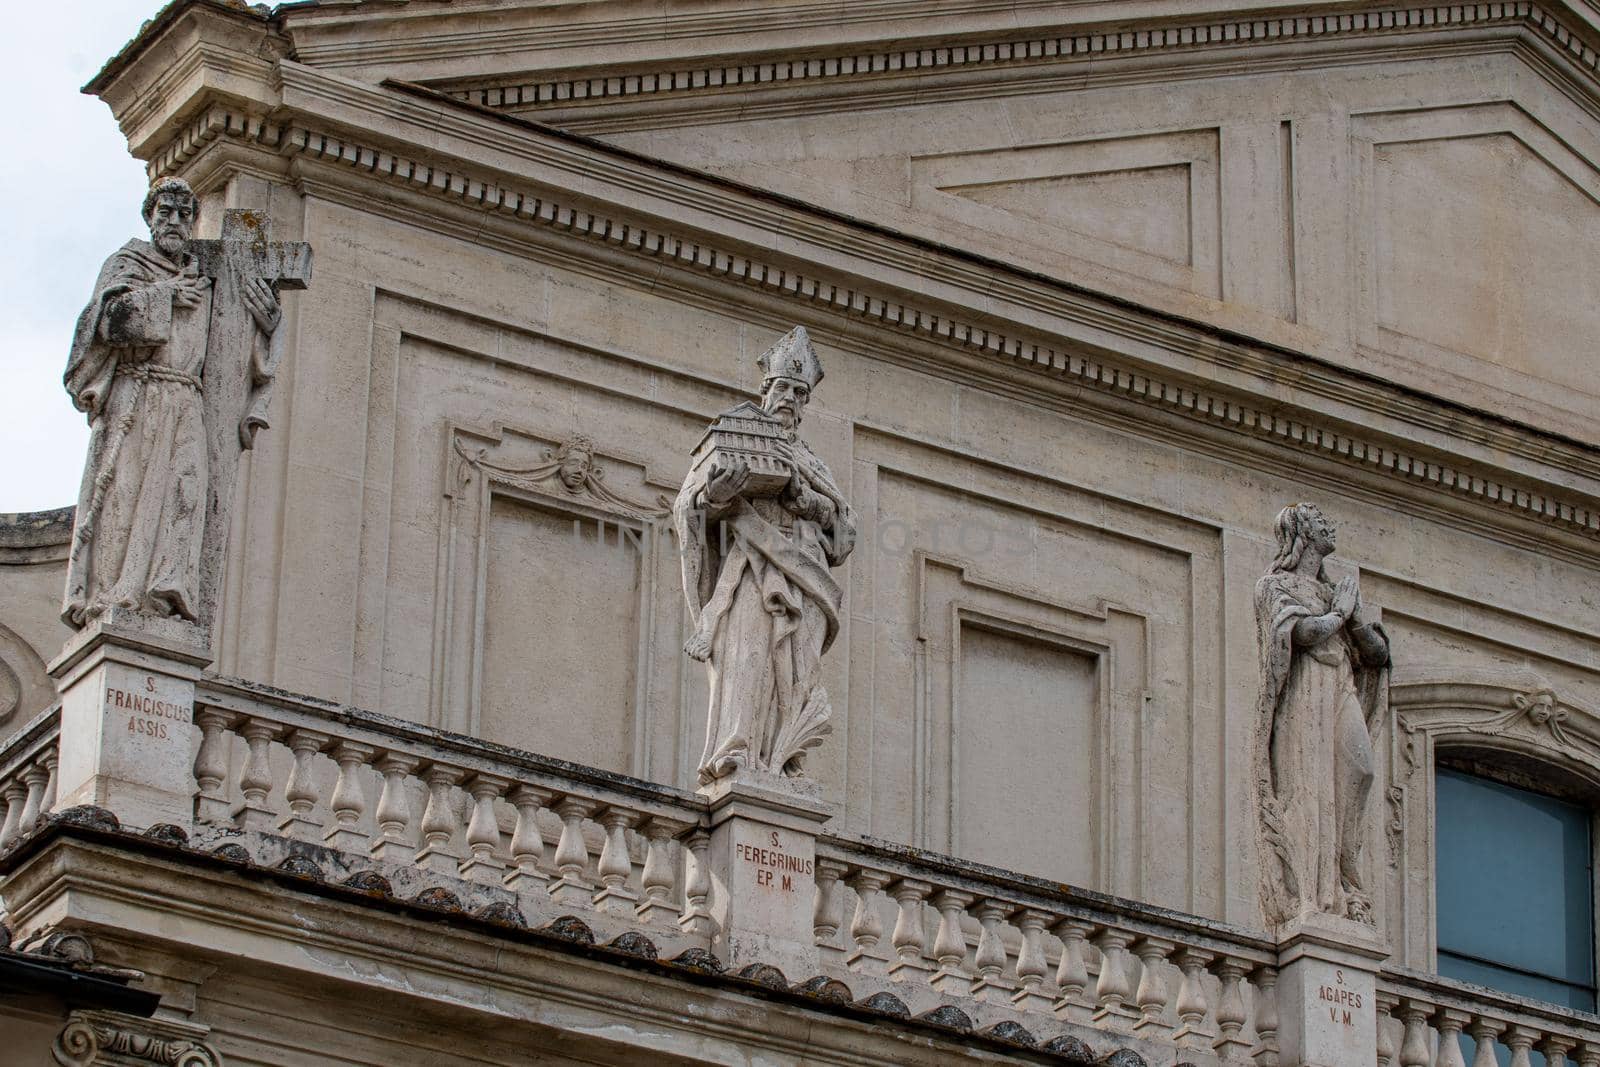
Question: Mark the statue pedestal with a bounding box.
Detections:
[1273,913,1390,1067]
[50,611,211,831]
[699,771,834,978]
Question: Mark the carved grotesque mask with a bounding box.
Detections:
[556,439,594,491]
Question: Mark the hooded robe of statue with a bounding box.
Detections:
[62,237,274,627]
[1254,564,1390,926]
[674,433,856,784]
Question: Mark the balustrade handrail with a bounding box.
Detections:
[0,705,60,783]
[195,675,707,821]
[819,831,1277,963]
[1379,964,1600,1035]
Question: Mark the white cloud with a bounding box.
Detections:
[0,2,166,511]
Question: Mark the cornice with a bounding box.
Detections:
[406,3,1600,129]
[139,67,1600,559]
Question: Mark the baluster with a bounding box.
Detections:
[845,869,892,976]
[1575,1040,1600,1067]
[369,754,420,863]
[0,778,27,849]
[887,878,932,982]
[1398,1000,1432,1067]
[678,829,716,938]
[1131,936,1175,1037]
[1052,919,1093,1023]
[1092,928,1140,1030]
[18,761,50,834]
[1011,909,1055,1013]
[1539,1036,1576,1067]
[1210,955,1253,1061]
[1465,1018,1504,1067]
[1172,947,1216,1049]
[38,752,58,819]
[636,816,688,925]
[1251,964,1280,1067]
[502,785,551,890]
[1376,993,1399,1067]
[235,719,282,830]
[414,765,465,874]
[927,889,974,996]
[1434,1009,1471,1067]
[813,858,847,953]
[972,900,1016,1001]
[277,729,329,839]
[592,807,639,915]
[459,773,509,882]
[322,742,376,851]
[192,708,233,823]
[1504,1027,1536,1067]
[548,796,597,906]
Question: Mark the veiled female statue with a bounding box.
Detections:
[1255,503,1390,926]
[674,327,856,785]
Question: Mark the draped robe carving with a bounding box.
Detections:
[675,437,856,784]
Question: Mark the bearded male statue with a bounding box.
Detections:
[674,327,857,786]
[63,177,308,630]
[1254,503,1391,926]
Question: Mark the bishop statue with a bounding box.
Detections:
[62,177,310,632]
[674,327,857,785]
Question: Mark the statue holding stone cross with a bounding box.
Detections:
[62,177,311,634]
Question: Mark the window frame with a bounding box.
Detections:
[1386,666,1600,1010]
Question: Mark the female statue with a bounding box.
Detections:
[1255,503,1390,925]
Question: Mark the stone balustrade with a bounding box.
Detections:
[1376,969,1600,1067]
[814,834,1283,1065]
[0,707,59,852]
[186,676,711,944]
[10,679,1600,1067]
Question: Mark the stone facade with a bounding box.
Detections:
[3,1,1600,1064]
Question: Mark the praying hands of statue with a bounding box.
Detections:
[240,276,282,335]
[1332,575,1360,621]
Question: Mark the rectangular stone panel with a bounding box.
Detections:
[956,622,1096,885]
[480,499,641,773]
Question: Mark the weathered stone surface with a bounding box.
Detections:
[983,1020,1036,1047]
[1041,1034,1097,1064]
[855,992,910,1018]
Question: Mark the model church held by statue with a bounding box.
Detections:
[2,2,1597,1065]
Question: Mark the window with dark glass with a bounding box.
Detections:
[1435,766,1596,1013]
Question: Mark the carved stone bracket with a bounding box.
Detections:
[52,1010,222,1067]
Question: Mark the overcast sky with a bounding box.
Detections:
[1,3,166,512]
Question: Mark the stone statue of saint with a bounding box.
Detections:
[1254,503,1391,926]
[62,177,310,631]
[674,327,857,786]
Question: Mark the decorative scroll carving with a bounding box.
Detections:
[1389,670,1600,777]
[53,1011,222,1067]
[452,432,670,522]
[673,326,857,784]
[1384,784,1405,868]
[1253,503,1391,927]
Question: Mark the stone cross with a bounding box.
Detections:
[189,209,312,629]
